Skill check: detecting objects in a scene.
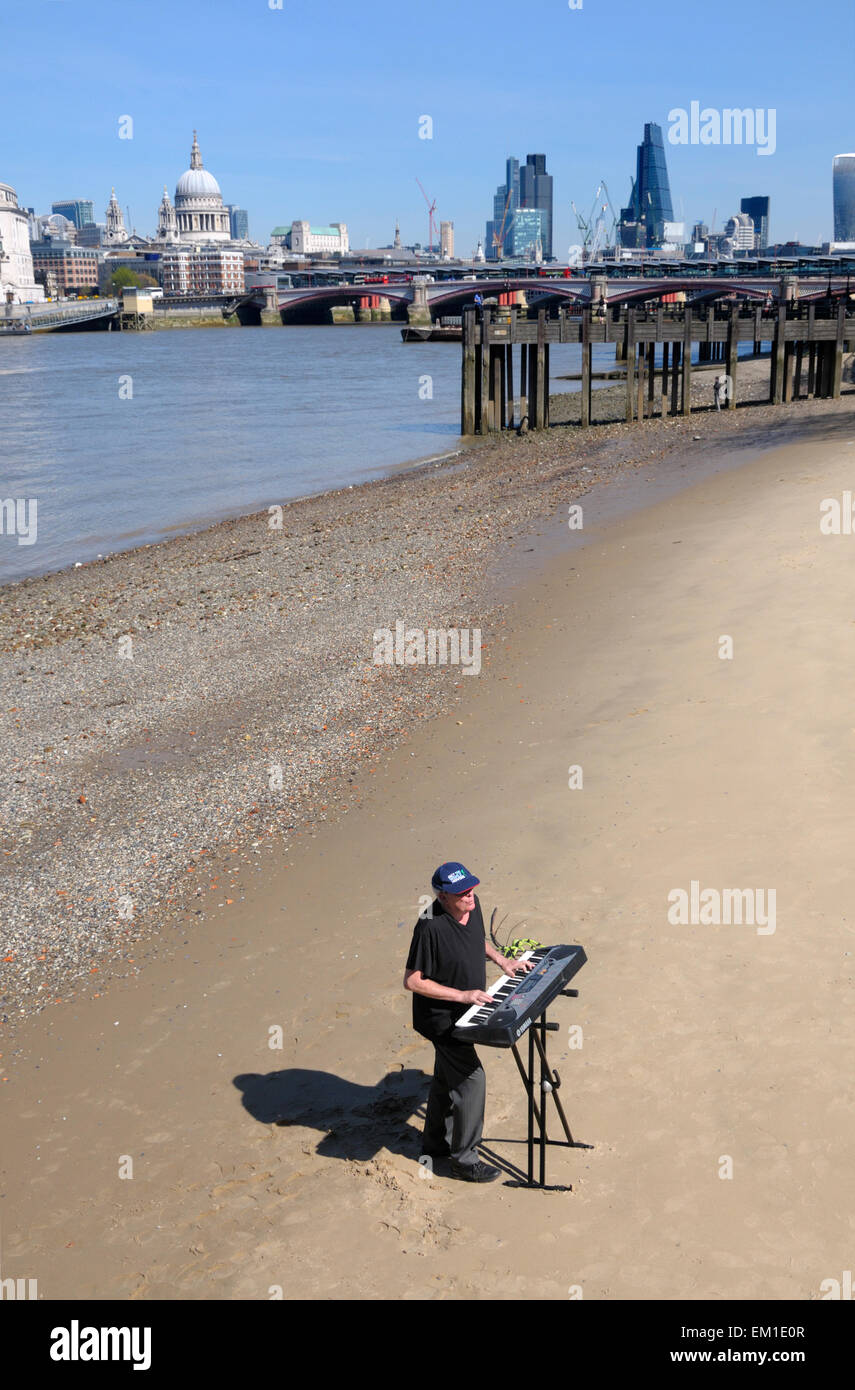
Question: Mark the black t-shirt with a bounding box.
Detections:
[405,896,487,1040]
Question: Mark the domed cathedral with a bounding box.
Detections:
[174,131,230,242]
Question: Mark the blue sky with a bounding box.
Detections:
[4,0,853,254]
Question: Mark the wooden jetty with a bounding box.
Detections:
[460,281,855,434]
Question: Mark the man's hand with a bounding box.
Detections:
[461,988,493,1006]
[503,957,535,978]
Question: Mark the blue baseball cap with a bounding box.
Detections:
[432,862,480,894]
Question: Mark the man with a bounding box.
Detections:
[404,862,532,1183]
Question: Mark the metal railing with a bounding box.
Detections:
[0,298,118,331]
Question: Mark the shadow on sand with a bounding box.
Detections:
[233,1066,431,1163]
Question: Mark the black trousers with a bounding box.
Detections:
[422,1034,485,1168]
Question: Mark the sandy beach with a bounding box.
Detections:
[2,371,855,1301]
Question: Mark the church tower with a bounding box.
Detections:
[156,185,178,242]
[104,188,127,244]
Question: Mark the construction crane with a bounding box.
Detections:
[415,179,437,253]
[491,188,515,261]
[571,181,618,259]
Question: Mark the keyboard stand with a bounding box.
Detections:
[509,990,580,1188]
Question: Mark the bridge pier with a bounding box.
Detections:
[408,282,432,327]
[260,287,281,326]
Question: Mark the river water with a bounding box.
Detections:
[0,323,620,586]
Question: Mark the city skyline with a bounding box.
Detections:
[4,0,853,255]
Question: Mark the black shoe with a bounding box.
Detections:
[449,1160,500,1183]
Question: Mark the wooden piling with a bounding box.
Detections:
[461,307,476,435]
[783,342,793,403]
[772,304,786,404]
[726,305,738,409]
[625,307,636,422]
[580,306,591,428]
[793,342,804,400]
[833,302,845,398]
[670,341,681,416]
[681,311,693,415]
[480,309,491,432]
[534,309,547,429]
[457,290,851,437]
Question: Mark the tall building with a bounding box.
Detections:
[620,122,674,249]
[51,199,94,229]
[227,205,249,240]
[833,155,855,242]
[723,213,755,252]
[740,195,770,250]
[440,220,454,258]
[0,180,45,302]
[508,207,545,259]
[173,131,230,242]
[485,152,553,260]
[520,154,553,259]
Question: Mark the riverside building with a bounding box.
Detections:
[159,245,244,296]
[0,181,45,303]
[30,239,99,295]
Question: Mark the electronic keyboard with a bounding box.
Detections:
[451,943,586,1047]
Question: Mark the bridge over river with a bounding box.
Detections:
[249,273,853,325]
[0,298,119,335]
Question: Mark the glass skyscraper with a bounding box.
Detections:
[227,205,249,240]
[833,156,855,242]
[619,123,674,248]
[485,152,553,259]
[51,199,95,229]
[520,154,553,259]
[508,207,546,258]
[740,196,770,250]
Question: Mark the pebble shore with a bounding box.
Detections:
[2,358,851,1025]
